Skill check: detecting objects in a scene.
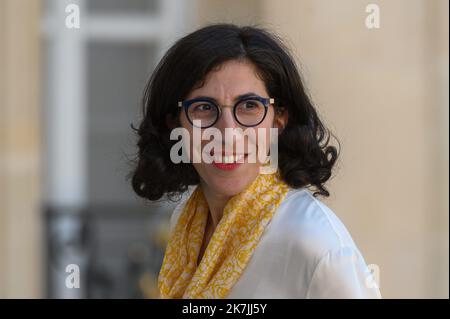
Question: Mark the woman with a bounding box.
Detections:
[130,24,381,299]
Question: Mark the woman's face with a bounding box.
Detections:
[179,59,286,197]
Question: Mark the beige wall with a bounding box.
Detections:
[196,0,449,298]
[0,0,43,298]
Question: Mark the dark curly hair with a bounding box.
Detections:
[128,23,339,201]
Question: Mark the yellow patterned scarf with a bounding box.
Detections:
[158,171,289,298]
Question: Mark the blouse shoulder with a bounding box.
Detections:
[275,187,358,255]
[272,188,381,298]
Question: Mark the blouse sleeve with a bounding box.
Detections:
[306,246,382,299]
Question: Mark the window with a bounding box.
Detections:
[41,0,196,298]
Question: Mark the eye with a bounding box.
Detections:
[237,99,263,112]
[242,101,258,109]
[192,103,213,112]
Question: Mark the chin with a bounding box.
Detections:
[210,177,250,197]
[197,164,260,197]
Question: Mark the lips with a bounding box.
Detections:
[212,161,242,171]
[212,154,246,164]
[211,153,248,171]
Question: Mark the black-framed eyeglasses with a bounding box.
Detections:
[177,95,275,128]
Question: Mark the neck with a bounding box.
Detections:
[200,181,231,230]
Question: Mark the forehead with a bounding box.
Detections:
[186,60,268,100]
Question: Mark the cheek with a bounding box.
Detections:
[253,113,275,158]
[179,111,190,129]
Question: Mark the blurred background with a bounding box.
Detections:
[0,0,448,298]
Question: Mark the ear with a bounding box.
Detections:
[273,107,288,133]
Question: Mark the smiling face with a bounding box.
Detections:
[179,59,286,198]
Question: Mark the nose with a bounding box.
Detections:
[213,107,242,154]
[215,106,238,131]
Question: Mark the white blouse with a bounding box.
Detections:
[167,187,382,299]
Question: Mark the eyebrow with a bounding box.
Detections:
[190,92,260,102]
